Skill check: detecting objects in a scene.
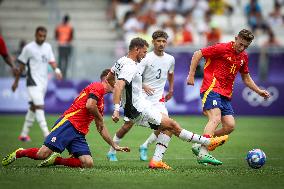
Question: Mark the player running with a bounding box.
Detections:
[2,69,130,168]
[187,29,270,165]
[109,37,228,169]
[107,30,175,162]
[12,26,62,142]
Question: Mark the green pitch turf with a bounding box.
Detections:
[0,115,283,189]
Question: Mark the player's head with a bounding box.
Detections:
[234,29,254,54]
[152,30,168,54]
[35,26,47,45]
[63,14,70,24]
[129,37,149,63]
[100,69,114,93]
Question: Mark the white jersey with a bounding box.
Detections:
[111,56,150,119]
[138,51,175,103]
[18,41,55,88]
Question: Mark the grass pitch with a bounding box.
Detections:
[0,115,283,189]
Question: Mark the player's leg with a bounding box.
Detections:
[29,86,49,138]
[107,119,134,161]
[139,103,168,161]
[18,103,35,142]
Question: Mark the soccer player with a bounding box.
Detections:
[109,37,228,169]
[0,35,18,76]
[107,30,175,162]
[2,69,130,168]
[12,26,62,142]
[187,29,271,165]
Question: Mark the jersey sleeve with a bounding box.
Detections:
[17,46,29,64]
[47,44,56,63]
[89,84,104,100]
[117,64,137,84]
[168,56,175,74]
[239,53,249,74]
[201,43,225,59]
[0,37,8,57]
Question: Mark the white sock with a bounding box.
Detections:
[179,129,210,146]
[152,133,171,162]
[35,109,49,137]
[141,133,157,148]
[199,146,209,156]
[109,134,121,154]
[20,109,35,137]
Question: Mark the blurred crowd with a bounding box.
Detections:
[107,0,284,48]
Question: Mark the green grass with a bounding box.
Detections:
[0,115,284,189]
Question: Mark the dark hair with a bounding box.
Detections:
[238,29,254,41]
[152,30,168,40]
[35,26,47,34]
[63,14,70,23]
[100,69,111,80]
[129,37,149,50]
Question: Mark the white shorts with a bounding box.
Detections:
[124,102,166,129]
[27,86,47,105]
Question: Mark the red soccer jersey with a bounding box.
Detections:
[200,42,249,99]
[0,36,8,57]
[62,82,105,135]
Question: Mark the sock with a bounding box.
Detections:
[55,157,82,168]
[35,109,49,137]
[141,133,157,148]
[108,134,121,154]
[152,133,171,162]
[199,135,211,156]
[178,129,210,146]
[16,148,40,160]
[20,109,35,137]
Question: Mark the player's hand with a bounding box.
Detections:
[54,68,63,80]
[186,75,194,86]
[11,82,18,92]
[258,89,270,100]
[143,85,155,96]
[113,145,130,152]
[11,67,19,77]
[165,91,173,101]
[112,110,120,123]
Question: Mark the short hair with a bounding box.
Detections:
[35,26,47,34]
[152,30,168,40]
[63,14,70,23]
[238,29,254,42]
[129,37,149,50]
[100,69,111,80]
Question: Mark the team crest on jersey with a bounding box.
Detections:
[240,60,244,66]
[51,137,57,143]
[227,57,232,61]
[213,100,217,106]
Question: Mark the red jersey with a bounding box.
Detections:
[0,36,8,57]
[200,42,249,99]
[62,82,105,135]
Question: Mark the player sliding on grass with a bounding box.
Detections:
[187,29,270,165]
[107,30,175,162]
[110,37,228,169]
[2,69,130,168]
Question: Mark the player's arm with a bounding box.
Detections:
[241,73,270,99]
[11,61,25,92]
[112,79,126,123]
[142,83,155,96]
[49,61,62,80]
[165,72,174,101]
[2,54,18,76]
[187,50,203,86]
[86,97,130,152]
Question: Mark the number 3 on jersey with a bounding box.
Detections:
[156,69,161,79]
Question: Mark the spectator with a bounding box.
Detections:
[0,35,18,76]
[206,21,222,46]
[267,3,284,27]
[55,14,74,79]
[262,30,282,47]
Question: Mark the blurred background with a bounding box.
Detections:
[0,0,283,115]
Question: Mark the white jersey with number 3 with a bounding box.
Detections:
[138,51,175,103]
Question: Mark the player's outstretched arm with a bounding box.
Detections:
[241,73,270,99]
[187,50,203,86]
[49,62,62,80]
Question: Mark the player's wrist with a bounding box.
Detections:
[54,67,61,74]
[114,104,120,111]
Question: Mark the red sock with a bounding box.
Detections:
[16,148,40,160]
[54,157,82,168]
[203,134,212,138]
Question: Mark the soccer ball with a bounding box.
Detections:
[246,149,266,169]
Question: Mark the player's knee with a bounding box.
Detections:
[37,151,51,160]
[81,159,94,168]
[224,124,235,134]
